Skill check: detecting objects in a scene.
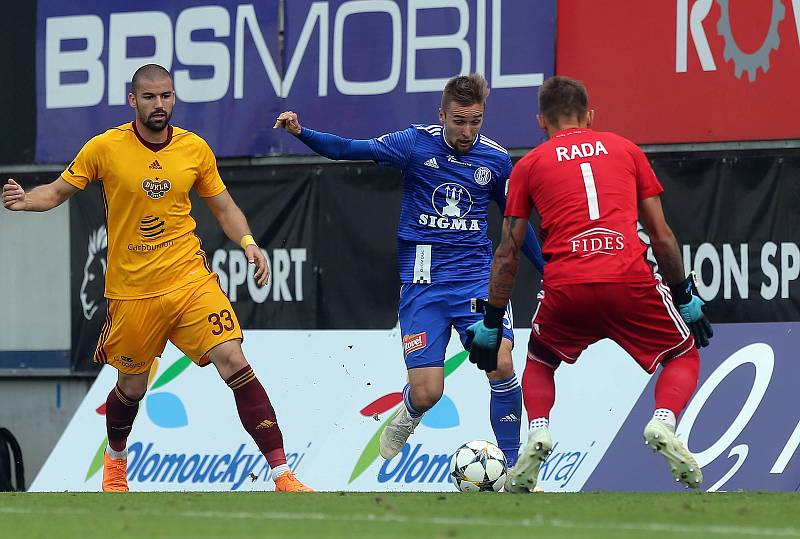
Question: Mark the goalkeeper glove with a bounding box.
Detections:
[670,273,713,348]
[465,302,505,372]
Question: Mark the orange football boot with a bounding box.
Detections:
[102,452,129,492]
[274,471,313,492]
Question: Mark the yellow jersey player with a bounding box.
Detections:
[2,64,312,493]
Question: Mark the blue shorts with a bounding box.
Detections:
[398,279,514,369]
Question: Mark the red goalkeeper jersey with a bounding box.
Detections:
[506,128,663,286]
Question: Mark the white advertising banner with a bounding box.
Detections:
[31,330,649,492]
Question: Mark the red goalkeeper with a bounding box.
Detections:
[466,76,713,492]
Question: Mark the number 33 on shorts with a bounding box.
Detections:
[175,277,243,363]
[208,309,236,335]
[95,275,243,374]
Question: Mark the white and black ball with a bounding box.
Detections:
[450,440,507,492]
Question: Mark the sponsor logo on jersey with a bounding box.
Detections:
[436,184,469,218]
[569,227,625,257]
[148,159,163,170]
[423,157,439,169]
[446,155,473,167]
[474,166,492,185]
[142,178,172,199]
[402,332,427,356]
[127,240,174,252]
[139,215,166,240]
[418,183,480,231]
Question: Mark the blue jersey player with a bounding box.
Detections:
[274,74,545,467]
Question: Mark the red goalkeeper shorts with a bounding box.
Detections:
[527,273,695,373]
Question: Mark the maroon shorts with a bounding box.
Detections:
[528,274,694,373]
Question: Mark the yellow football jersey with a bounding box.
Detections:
[62,122,226,299]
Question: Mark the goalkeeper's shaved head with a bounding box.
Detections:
[131,64,172,93]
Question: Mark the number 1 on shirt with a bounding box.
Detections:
[580,162,600,220]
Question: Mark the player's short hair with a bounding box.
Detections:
[441,73,489,110]
[538,76,589,124]
[131,64,172,93]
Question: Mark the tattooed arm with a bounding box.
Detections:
[489,216,530,307]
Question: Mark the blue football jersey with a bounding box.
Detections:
[367,124,512,284]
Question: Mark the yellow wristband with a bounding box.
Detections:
[240,234,257,250]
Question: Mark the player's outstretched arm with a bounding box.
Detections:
[2,177,79,212]
[203,190,270,286]
[273,111,374,161]
[273,111,303,135]
[639,195,713,347]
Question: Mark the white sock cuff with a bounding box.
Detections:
[653,408,677,429]
[106,446,128,460]
[529,417,549,430]
[271,464,291,481]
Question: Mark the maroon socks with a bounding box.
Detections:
[226,365,287,468]
[105,384,141,452]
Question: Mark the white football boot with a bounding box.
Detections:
[379,407,422,459]
[505,427,553,493]
[643,418,703,488]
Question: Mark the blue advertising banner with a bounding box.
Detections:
[584,323,800,492]
[36,0,555,163]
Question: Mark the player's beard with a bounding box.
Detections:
[140,109,172,132]
[443,126,475,154]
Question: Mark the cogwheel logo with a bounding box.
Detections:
[716,0,785,82]
[348,350,469,483]
[84,356,193,481]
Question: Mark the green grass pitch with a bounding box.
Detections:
[2,491,798,539]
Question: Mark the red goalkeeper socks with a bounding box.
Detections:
[521,355,557,421]
[654,348,700,419]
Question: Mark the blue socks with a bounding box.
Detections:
[489,375,522,466]
[402,384,424,418]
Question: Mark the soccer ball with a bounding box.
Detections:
[450,440,507,492]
